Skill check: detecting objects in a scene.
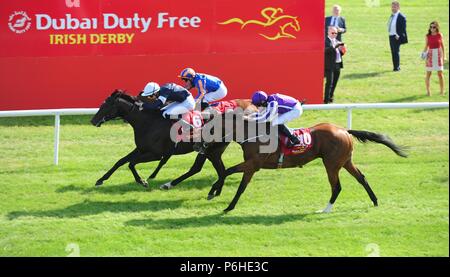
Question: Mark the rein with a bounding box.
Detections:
[116,97,137,114]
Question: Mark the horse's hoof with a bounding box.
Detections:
[373,201,379,207]
[315,209,331,214]
[95,180,103,187]
[148,174,157,180]
[160,182,172,190]
[207,194,215,201]
[140,180,149,188]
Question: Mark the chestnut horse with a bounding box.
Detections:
[198,114,407,212]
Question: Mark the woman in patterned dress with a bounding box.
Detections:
[423,21,446,96]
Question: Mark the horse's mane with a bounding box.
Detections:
[111,89,137,103]
[110,89,164,119]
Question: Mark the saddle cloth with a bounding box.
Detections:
[279,128,313,156]
[210,100,239,114]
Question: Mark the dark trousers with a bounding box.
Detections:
[324,67,341,103]
[389,35,401,70]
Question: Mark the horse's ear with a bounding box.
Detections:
[111,89,123,97]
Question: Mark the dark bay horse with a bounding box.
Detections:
[196,114,407,212]
[90,90,230,188]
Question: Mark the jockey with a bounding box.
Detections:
[248,91,303,146]
[178,68,228,110]
[138,82,195,128]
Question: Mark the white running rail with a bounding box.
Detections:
[0,103,448,165]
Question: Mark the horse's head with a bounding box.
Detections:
[90,89,136,127]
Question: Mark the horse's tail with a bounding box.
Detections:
[348,130,408,158]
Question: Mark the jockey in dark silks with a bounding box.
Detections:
[138,82,195,129]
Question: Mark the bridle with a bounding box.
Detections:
[116,97,137,114]
[96,95,137,126]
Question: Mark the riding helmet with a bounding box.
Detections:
[142,82,160,96]
[251,91,268,106]
[178,68,196,80]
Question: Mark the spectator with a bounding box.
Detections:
[325,4,346,41]
[388,1,408,71]
[423,21,446,96]
[324,26,346,104]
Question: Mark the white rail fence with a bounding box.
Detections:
[0,102,448,165]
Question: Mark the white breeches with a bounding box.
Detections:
[271,103,303,126]
[161,95,195,117]
[203,82,228,103]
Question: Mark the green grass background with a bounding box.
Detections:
[0,0,448,256]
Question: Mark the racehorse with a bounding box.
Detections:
[90,90,258,191]
[90,90,230,188]
[192,113,407,212]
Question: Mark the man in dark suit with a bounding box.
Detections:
[324,26,345,104]
[388,1,408,71]
[325,4,346,41]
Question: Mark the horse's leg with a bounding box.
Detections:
[224,169,256,212]
[206,153,227,200]
[223,160,258,212]
[128,152,160,188]
[224,163,245,176]
[160,153,207,190]
[148,143,177,180]
[209,154,250,199]
[212,162,246,193]
[319,160,342,213]
[344,160,378,206]
[148,154,171,180]
[95,148,139,187]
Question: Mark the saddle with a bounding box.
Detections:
[209,100,239,114]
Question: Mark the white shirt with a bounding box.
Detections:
[328,37,342,63]
[388,11,400,35]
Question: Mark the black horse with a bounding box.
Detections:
[90,90,230,191]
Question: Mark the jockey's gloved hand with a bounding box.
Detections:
[136,102,144,111]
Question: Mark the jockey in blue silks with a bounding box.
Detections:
[178,68,228,110]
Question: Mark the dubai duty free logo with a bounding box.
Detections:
[218,7,300,41]
[8,11,32,34]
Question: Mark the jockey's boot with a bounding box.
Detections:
[200,101,210,111]
[278,124,300,147]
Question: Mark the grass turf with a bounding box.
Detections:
[0,0,448,256]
